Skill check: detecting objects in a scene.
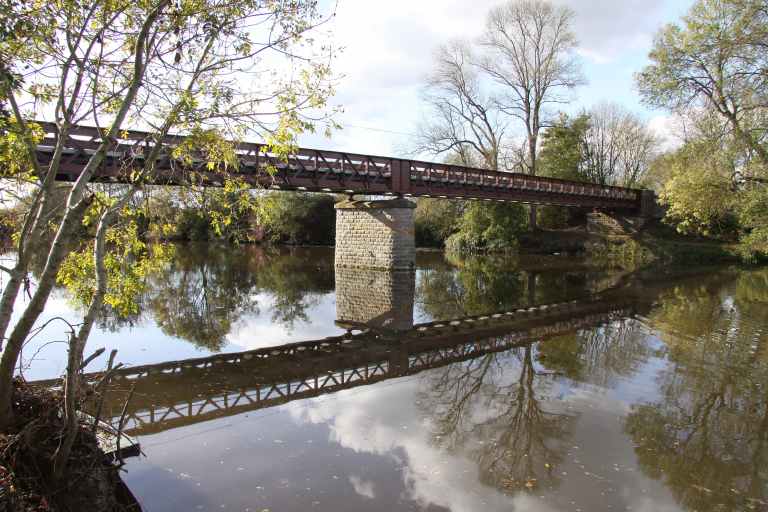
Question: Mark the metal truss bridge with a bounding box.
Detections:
[35,122,650,212]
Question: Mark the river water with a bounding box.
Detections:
[16,245,768,511]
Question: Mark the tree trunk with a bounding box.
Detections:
[528,133,538,231]
[0,198,92,429]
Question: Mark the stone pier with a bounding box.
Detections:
[335,266,415,332]
[334,198,416,270]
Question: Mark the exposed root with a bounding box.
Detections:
[0,379,137,512]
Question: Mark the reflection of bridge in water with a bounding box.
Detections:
[31,287,650,437]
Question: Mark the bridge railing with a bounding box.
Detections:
[403,159,640,202]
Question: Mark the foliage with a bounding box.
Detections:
[637,0,768,166]
[656,140,738,237]
[539,113,591,182]
[0,0,337,479]
[256,192,336,245]
[414,198,464,247]
[538,113,591,229]
[737,186,768,260]
[57,201,174,317]
[445,201,528,253]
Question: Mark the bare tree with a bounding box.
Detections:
[416,40,505,170]
[479,0,583,227]
[582,103,659,187]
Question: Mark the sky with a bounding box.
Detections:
[299,0,696,158]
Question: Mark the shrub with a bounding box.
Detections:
[445,202,528,253]
[257,192,336,245]
[414,198,463,247]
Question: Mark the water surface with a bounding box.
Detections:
[18,245,768,511]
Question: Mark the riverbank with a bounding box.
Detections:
[0,381,138,512]
[518,223,743,270]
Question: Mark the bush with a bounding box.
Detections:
[445,202,528,253]
[414,198,463,247]
[257,192,336,245]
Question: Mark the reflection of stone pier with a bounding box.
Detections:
[335,267,415,331]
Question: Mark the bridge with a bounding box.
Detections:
[35,122,657,269]
[30,289,648,436]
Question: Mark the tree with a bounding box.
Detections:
[539,113,591,182]
[653,139,738,237]
[416,40,505,170]
[0,0,335,480]
[537,113,590,228]
[480,0,583,228]
[445,201,528,253]
[256,192,337,245]
[637,0,768,168]
[414,198,465,248]
[582,103,659,188]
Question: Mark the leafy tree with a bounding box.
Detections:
[637,0,768,168]
[737,185,768,259]
[414,198,465,247]
[654,139,738,237]
[0,0,336,480]
[256,192,336,245]
[445,201,528,253]
[538,113,591,228]
[539,113,591,182]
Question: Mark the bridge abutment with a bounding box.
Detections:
[334,198,416,270]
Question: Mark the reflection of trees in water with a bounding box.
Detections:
[148,245,261,350]
[417,343,576,494]
[538,318,651,388]
[624,270,768,511]
[416,253,607,322]
[416,255,526,319]
[97,244,334,350]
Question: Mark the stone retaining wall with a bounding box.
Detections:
[586,212,647,235]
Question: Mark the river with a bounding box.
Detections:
[15,244,768,511]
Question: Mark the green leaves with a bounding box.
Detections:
[657,140,736,237]
[57,212,174,318]
[445,202,528,254]
[0,118,42,181]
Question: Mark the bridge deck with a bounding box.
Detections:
[35,122,642,211]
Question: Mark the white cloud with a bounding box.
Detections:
[288,361,681,512]
[647,114,684,151]
[558,0,669,64]
[349,475,376,499]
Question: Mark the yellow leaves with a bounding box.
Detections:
[57,213,174,318]
[0,118,43,180]
[172,126,240,173]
